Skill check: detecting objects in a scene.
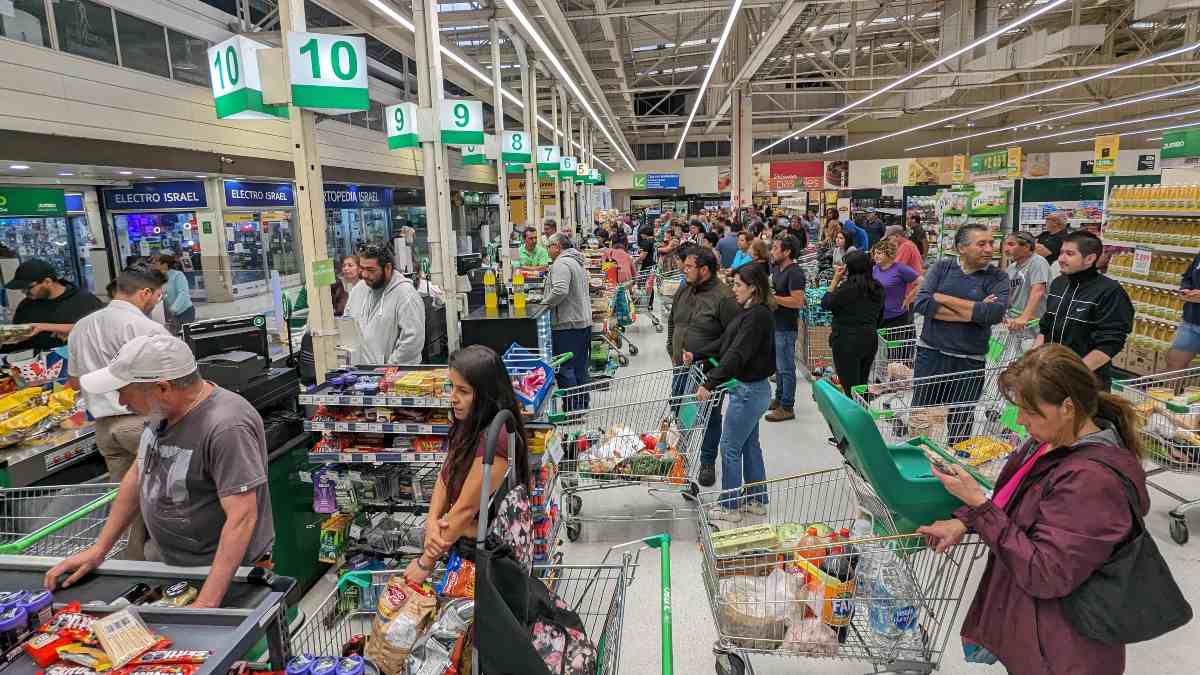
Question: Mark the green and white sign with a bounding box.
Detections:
[208,35,288,120]
[501,130,531,163]
[536,145,561,171]
[311,258,336,286]
[1162,129,1200,159]
[385,102,419,150]
[560,155,578,178]
[588,169,603,185]
[462,138,488,165]
[505,163,525,175]
[632,173,646,189]
[0,187,65,217]
[440,99,484,145]
[287,32,369,114]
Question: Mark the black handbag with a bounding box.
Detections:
[1061,460,1193,644]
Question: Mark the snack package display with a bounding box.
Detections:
[91,609,161,669]
[57,644,112,671]
[125,651,210,666]
[434,553,475,599]
[117,666,198,675]
[365,578,437,675]
[405,599,474,675]
[41,665,97,675]
[40,603,96,643]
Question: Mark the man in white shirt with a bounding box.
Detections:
[67,263,169,559]
[345,243,425,365]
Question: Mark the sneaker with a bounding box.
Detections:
[768,398,780,411]
[706,503,743,523]
[764,408,795,422]
[698,463,717,488]
[742,502,767,517]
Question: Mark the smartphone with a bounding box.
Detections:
[925,449,957,475]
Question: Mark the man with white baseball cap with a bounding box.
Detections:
[45,335,275,608]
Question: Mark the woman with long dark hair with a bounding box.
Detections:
[151,254,194,333]
[689,263,776,523]
[404,345,532,583]
[820,250,883,395]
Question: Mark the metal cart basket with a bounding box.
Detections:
[1112,366,1200,544]
[698,467,986,675]
[0,484,126,558]
[548,364,719,541]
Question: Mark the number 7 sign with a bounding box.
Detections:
[537,145,561,171]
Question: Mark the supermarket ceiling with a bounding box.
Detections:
[252,0,1200,165]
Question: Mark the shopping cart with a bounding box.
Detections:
[698,467,987,675]
[632,268,663,333]
[548,364,720,542]
[985,319,1039,367]
[870,323,920,393]
[0,484,126,557]
[1112,366,1200,545]
[851,365,1024,484]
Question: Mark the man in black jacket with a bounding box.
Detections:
[1036,231,1133,387]
[668,247,740,487]
[2,259,104,353]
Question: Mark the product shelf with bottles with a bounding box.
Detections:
[1108,183,1200,214]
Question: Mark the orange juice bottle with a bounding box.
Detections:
[798,527,827,566]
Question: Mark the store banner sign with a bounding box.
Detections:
[880,165,899,185]
[323,184,393,209]
[102,181,207,210]
[462,141,488,165]
[385,102,419,150]
[1094,134,1119,174]
[1006,147,1022,178]
[287,32,369,114]
[0,187,65,217]
[208,35,288,120]
[64,193,84,213]
[1162,129,1200,159]
[501,131,532,163]
[536,145,561,171]
[312,258,336,286]
[439,99,484,145]
[223,180,295,208]
[634,173,680,190]
[969,150,1008,177]
[560,156,578,178]
[950,155,967,183]
[770,161,823,191]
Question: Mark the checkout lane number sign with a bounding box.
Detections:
[208,35,288,120]
[287,32,370,115]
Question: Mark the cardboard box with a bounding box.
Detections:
[1129,346,1158,375]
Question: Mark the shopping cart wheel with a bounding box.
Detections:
[1170,515,1189,545]
[714,651,746,675]
[683,481,700,501]
[629,344,639,356]
[567,494,583,517]
[618,354,630,366]
[566,522,582,542]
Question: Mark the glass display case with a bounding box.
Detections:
[112,211,206,300]
[0,216,79,287]
[223,212,268,297]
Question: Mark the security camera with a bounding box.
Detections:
[220,156,236,165]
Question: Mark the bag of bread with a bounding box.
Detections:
[365,576,437,675]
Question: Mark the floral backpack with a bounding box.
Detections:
[528,590,600,675]
[487,481,533,573]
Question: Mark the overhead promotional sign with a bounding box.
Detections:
[385,102,419,150]
[880,165,899,185]
[1161,129,1200,160]
[462,141,488,165]
[0,187,65,217]
[223,180,296,208]
[536,145,561,171]
[1138,154,1156,171]
[103,181,208,210]
[323,184,393,209]
[1094,134,1119,175]
[560,155,578,178]
[440,99,484,145]
[1006,147,1023,178]
[969,149,1008,178]
[501,131,531,163]
[950,155,967,183]
[287,32,369,114]
[770,161,824,191]
[633,172,679,190]
[208,35,288,120]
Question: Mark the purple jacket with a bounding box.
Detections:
[953,423,1148,675]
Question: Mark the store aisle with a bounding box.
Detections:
[561,314,1200,675]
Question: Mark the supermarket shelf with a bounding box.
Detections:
[1110,273,1180,291]
[1108,209,1200,217]
[304,420,452,434]
[1133,314,1182,328]
[298,393,450,407]
[1102,240,1198,254]
[308,451,448,463]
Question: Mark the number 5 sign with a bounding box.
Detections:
[501,131,532,164]
[440,99,484,145]
[385,102,419,150]
[207,36,288,120]
[287,32,369,114]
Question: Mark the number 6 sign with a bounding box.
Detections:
[439,99,484,146]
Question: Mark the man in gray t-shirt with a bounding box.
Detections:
[45,335,274,608]
[1003,231,1051,332]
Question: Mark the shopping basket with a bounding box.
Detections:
[851,364,1025,484]
[1112,366,1200,545]
[0,484,126,558]
[698,467,986,675]
[547,364,719,541]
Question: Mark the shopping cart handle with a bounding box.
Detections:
[701,358,738,390]
[849,384,868,396]
[336,570,374,592]
[549,352,573,368]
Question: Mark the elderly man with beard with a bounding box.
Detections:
[345,242,426,364]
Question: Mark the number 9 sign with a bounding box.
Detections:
[386,102,419,150]
[439,99,484,146]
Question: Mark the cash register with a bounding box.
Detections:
[182,315,299,411]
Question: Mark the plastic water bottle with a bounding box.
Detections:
[858,542,919,653]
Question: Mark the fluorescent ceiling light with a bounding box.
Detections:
[195,175,208,178]
[828,41,1200,155]
[8,165,29,170]
[673,0,743,159]
[986,106,1200,147]
[364,0,625,170]
[756,0,1071,157]
[1146,136,1163,140]
[143,176,157,180]
[118,171,133,175]
[57,172,73,176]
[1057,118,1200,144]
[905,81,1200,151]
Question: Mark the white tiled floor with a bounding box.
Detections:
[560,314,1200,675]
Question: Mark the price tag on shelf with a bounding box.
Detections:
[1132,247,1153,276]
[334,421,350,432]
[367,423,383,433]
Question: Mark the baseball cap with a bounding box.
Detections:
[4,259,58,290]
[81,334,197,394]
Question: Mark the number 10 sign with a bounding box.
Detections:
[208,35,288,120]
[287,32,369,114]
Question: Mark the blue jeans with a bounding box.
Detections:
[552,327,592,411]
[774,329,798,410]
[719,380,771,506]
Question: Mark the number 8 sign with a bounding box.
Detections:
[439,99,484,146]
[502,131,532,164]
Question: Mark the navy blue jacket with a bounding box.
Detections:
[913,258,1009,357]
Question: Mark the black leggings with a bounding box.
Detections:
[831,333,878,397]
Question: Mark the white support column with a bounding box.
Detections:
[412,0,461,351]
[549,86,560,225]
[731,85,753,210]
[527,62,542,229]
[580,116,589,231]
[587,126,596,228]
[276,0,335,381]
[491,20,512,281]
[559,86,574,234]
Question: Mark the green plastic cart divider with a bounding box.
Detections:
[0,489,117,555]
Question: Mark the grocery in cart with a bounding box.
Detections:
[631,267,663,333]
[698,467,986,675]
[1112,366,1200,544]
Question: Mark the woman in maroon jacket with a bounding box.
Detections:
[918,345,1149,675]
